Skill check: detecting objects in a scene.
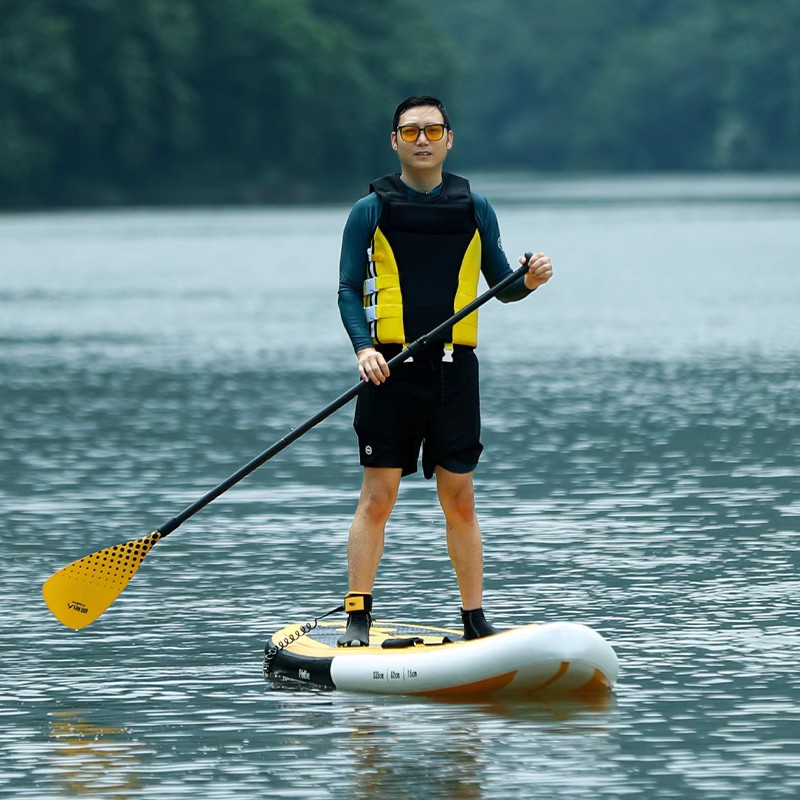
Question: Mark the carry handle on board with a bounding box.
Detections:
[42,254,535,629]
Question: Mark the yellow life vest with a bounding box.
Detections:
[364,173,482,350]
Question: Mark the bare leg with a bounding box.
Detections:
[436,467,498,639]
[338,467,402,646]
[346,467,402,592]
[435,467,483,610]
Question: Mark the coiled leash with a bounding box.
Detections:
[263,604,343,679]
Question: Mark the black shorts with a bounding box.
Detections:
[354,345,483,479]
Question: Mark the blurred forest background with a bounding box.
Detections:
[2,0,799,208]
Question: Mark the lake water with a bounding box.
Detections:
[1,175,799,798]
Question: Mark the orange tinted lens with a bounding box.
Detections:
[399,125,421,142]
[425,124,445,141]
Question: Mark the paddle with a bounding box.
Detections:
[43,254,534,629]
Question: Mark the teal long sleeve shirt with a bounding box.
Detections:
[337,178,532,353]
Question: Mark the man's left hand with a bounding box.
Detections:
[521,252,553,290]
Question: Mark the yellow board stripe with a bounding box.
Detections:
[411,670,518,697]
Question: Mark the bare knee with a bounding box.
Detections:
[358,488,395,525]
[438,478,477,526]
[357,472,399,526]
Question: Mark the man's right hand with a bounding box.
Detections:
[357,347,391,384]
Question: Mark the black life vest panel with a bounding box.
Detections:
[364,172,482,347]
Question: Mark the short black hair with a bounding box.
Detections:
[392,95,451,131]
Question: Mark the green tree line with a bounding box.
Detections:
[0,0,455,206]
[1,0,798,208]
[437,0,800,173]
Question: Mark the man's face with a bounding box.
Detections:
[391,105,453,173]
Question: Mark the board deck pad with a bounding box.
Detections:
[293,619,462,648]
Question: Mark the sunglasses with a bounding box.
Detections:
[396,123,448,143]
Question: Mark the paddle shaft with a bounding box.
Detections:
[157,257,532,536]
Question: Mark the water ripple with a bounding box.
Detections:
[2,204,799,798]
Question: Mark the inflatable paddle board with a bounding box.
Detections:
[264,619,618,699]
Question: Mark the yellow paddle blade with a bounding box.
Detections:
[42,531,163,630]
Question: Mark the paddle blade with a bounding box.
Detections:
[43,531,163,629]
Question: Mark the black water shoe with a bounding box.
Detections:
[337,592,373,647]
[461,607,499,640]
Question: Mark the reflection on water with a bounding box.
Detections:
[1,179,799,798]
[328,704,486,800]
[257,688,621,800]
[48,712,141,797]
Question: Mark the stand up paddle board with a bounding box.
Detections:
[264,618,618,699]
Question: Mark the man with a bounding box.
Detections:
[336,95,553,646]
